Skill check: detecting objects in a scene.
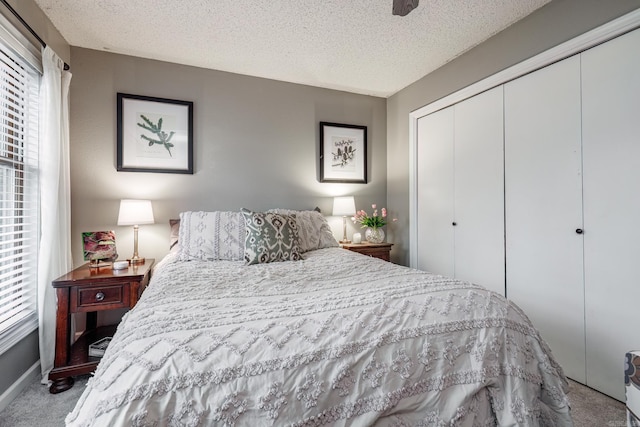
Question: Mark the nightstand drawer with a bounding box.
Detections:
[341,242,393,262]
[356,247,390,261]
[71,283,131,312]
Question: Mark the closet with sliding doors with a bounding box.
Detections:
[412,24,640,401]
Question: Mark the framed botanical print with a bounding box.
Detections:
[319,122,367,183]
[117,93,193,174]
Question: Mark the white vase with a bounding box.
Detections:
[365,227,384,243]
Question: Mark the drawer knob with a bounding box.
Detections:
[95,292,105,302]
[576,228,583,234]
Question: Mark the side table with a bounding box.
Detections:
[48,259,154,393]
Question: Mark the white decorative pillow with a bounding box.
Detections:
[267,208,338,252]
[241,209,302,265]
[178,211,245,261]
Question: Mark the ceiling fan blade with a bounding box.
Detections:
[392,0,419,16]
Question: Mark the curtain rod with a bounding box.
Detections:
[0,0,69,70]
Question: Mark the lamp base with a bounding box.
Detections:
[128,257,145,265]
[339,239,352,244]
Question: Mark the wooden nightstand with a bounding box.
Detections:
[48,259,154,394]
[341,242,393,261]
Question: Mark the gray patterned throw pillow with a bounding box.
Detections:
[241,208,302,265]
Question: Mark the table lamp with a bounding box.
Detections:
[117,199,154,264]
[333,196,356,244]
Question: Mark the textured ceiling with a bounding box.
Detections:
[34,0,551,97]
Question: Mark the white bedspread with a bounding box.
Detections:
[66,248,573,426]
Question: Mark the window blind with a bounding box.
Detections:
[0,38,39,352]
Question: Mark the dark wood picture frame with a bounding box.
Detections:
[319,121,367,183]
[117,93,193,174]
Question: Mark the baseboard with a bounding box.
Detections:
[0,360,40,413]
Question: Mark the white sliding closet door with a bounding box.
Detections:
[416,88,504,294]
[582,28,640,401]
[453,87,505,295]
[504,55,586,382]
[416,107,454,276]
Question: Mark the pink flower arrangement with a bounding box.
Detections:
[352,204,397,229]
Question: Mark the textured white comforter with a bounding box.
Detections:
[66,248,573,426]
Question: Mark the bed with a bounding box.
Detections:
[65,210,573,426]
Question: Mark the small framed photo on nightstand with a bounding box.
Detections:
[82,231,118,267]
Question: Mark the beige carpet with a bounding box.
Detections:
[0,375,627,426]
[567,379,626,427]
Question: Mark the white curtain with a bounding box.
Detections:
[38,46,73,383]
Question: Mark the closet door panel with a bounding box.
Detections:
[454,86,505,295]
[504,55,586,382]
[582,28,640,401]
[416,107,454,276]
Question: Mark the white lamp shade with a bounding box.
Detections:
[333,196,356,216]
[117,199,155,226]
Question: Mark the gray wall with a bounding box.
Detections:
[386,0,640,266]
[0,0,68,399]
[70,47,387,266]
[0,331,39,396]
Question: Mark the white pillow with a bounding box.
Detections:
[267,209,338,252]
[178,211,245,261]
